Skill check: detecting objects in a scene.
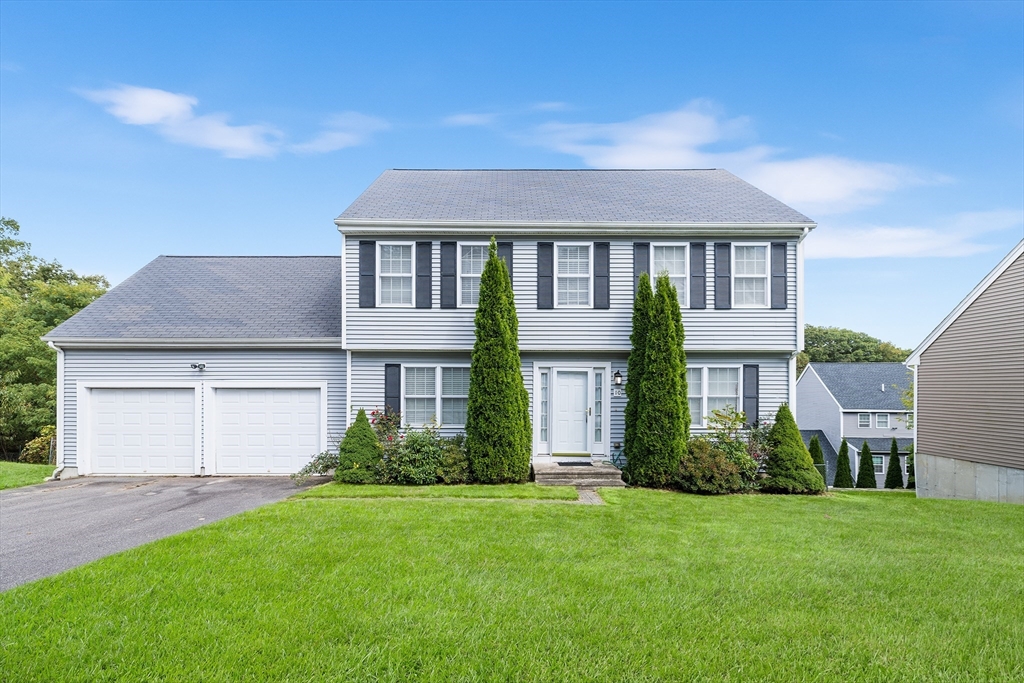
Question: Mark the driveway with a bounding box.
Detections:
[0,476,324,591]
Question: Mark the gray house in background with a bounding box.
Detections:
[905,240,1024,504]
[43,169,814,477]
[796,362,913,487]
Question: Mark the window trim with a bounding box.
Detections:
[553,241,594,309]
[873,455,884,474]
[377,241,416,308]
[687,365,743,429]
[875,413,890,429]
[457,242,489,308]
[858,413,871,428]
[731,242,770,309]
[401,364,471,428]
[651,242,689,308]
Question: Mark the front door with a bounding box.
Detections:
[553,371,588,454]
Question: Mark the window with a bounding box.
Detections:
[653,244,687,306]
[556,244,591,307]
[404,367,436,426]
[441,367,470,425]
[539,370,549,443]
[379,244,413,306]
[733,245,768,307]
[459,244,487,306]
[858,413,871,428]
[906,413,914,429]
[873,455,884,474]
[594,371,603,443]
[876,413,890,428]
[687,367,740,427]
[687,367,703,427]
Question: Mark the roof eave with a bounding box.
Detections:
[334,218,816,237]
[42,337,343,349]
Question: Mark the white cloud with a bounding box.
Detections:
[80,85,386,158]
[532,101,569,111]
[442,113,497,127]
[531,100,940,216]
[289,112,390,154]
[805,210,1024,259]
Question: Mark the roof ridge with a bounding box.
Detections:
[160,255,338,259]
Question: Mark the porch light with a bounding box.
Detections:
[613,371,622,385]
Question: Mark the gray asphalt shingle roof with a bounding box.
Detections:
[851,438,915,454]
[808,363,913,411]
[44,256,341,340]
[337,169,813,224]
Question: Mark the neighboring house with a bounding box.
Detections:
[796,362,913,487]
[905,240,1024,504]
[44,169,814,476]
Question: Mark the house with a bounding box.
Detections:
[904,240,1024,503]
[43,169,814,477]
[796,362,914,487]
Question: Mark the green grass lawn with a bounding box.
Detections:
[295,482,579,500]
[2,489,1022,681]
[0,461,52,490]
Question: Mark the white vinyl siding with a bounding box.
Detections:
[379,243,413,306]
[556,244,592,307]
[653,244,687,307]
[733,244,768,308]
[459,243,487,307]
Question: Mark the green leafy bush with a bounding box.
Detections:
[884,437,904,489]
[761,404,825,494]
[704,406,759,485]
[379,423,445,485]
[674,437,744,494]
[833,439,854,488]
[292,449,340,484]
[335,409,383,484]
[437,433,470,484]
[17,425,55,464]
[856,442,877,488]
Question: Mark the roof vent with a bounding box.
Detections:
[881,383,885,392]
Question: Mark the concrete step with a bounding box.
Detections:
[533,462,626,487]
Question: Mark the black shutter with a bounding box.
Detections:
[384,364,401,416]
[714,242,731,309]
[497,242,513,286]
[358,241,376,308]
[440,242,457,308]
[742,364,759,427]
[633,242,650,294]
[537,242,553,309]
[690,242,706,309]
[594,242,610,309]
[416,242,432,309]
[771,242,787,309]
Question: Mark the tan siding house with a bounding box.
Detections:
[906,240,1024,503]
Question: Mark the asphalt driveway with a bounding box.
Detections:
[0,476,324,591]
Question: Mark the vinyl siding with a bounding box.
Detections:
[61,349,347,468]
[344,236,799,352]
[795,368,843,453]
[841,411,913,440]
[917,253,1024,470]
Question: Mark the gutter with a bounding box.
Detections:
[42,337,344,349]
[334,219,817,238]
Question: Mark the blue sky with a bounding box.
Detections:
[1,1,1021,349]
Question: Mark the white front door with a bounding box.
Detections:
[213,388,321,474]
[553,371,589,454]
[90,388,196,474]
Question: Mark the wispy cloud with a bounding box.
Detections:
[0,61,23,73]
[442,112,498,127]
[532,101,569,112]
[530,100,942,216]
[805,210,1024,259]
[80,84,386,158]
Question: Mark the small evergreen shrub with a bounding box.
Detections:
[856,442,877,488]
[884,437,904,489]
[906,444,916,490]
[18,425,55,464]
[334,408,383,484]
[761,404,825,494]
[674,437,744,494]
[438,433,470,484]
[808,434,827,488]
[379,423,445,485]
[832,439,854,488]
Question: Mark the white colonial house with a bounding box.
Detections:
[44,169,814,477]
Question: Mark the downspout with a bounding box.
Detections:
[792,226,810,414]
[46,341,65,480]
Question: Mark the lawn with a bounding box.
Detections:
[2,489,1022,681]
[0,461,53,490]
[295,482,579,500]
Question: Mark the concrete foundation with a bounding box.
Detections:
[917,452,1024,504]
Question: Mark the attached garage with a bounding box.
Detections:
[89,388,198,474]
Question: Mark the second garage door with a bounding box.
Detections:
[213,388,321,474]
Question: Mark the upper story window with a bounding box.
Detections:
[378,243,413,306]
[556,244,591,307]
[653,244,687,306]
[876,413,890,429]
[858,413,871,428]
[733,244,768,308]
[459,244,487,307]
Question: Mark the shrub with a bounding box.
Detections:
[856,442,877,488]
[379,423,445,485]
[18,425,55,464]
[674,437,744,494]
[884,437,904,489]
[334,408,383,484]
[906,444,916,490]
[745,416,774,474]
[292,449,341,484]
[832,439,854,488]
[465,239,531,483]
[761,404,825,494]
[705,406,759,485]
[623,271,653,476]
[808,435,824,465]
[438,433,470,485]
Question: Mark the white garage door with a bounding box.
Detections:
[90,389,196,474]
[214,388,321,474]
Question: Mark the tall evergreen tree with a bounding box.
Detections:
[884,437,904,488]
[465,238,531,483]
[856,442,877,488]
[626,275,685,487]
[623,272,653,476]
[905,444,916,490]
[761,404,825,494]
[666,279,691,442]
[832,439,854,488]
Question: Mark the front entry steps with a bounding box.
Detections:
[533,461,626,487]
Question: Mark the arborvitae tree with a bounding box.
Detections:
[856,442,877,488]
[884,437,904,488]
[623,272,654,477]
[626,275,685,487]
[905,444,916,489]
[832,439,854,488]
[465,238,531,483]
[808,435,825,465]
[666,278,691,442]
[761,403,826,494]
[334,408,383,484]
